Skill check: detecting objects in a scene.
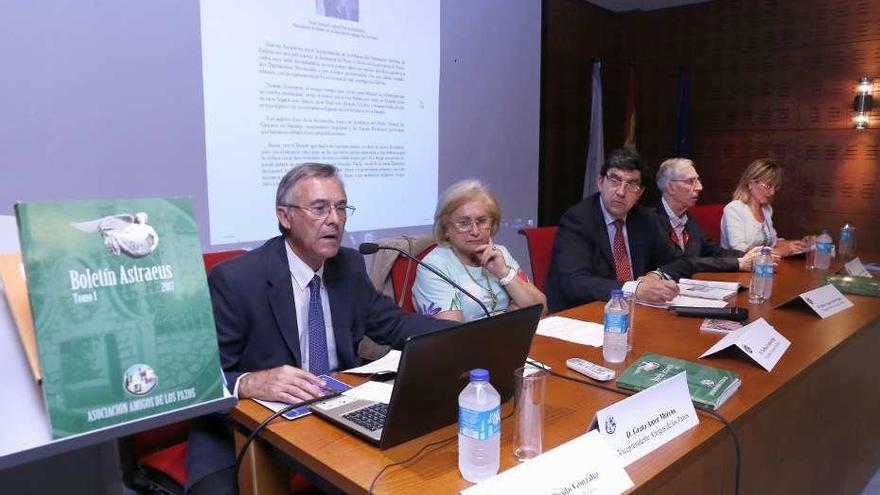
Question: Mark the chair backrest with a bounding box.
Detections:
[122,248,249,491]
[517,226,558,292]
[391,244,436,313]
[688,204,724,244]
[203,249,247,272]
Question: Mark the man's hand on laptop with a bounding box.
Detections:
[635,275,678,304]
[239,365,328,403]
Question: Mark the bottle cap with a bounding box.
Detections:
[821,229,828,234]
[761,247,771,255]
[469,368,489,382]
[610,289,623,298]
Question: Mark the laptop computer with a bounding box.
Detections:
[310,304,543,449]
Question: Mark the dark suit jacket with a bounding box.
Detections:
[545,194,694,312]
[654,203,743,273]
[186,236,451,488]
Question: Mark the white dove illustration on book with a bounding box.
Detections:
[71,212,159,258]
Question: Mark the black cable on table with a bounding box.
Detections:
[234,392,342,479]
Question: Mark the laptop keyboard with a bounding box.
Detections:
[342,403,388,431]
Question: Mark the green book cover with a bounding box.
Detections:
[616,353,741,411]
[824,275,880,297]
[15,197,224,438]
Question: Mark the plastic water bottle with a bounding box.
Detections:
[602,289,629,363]
[815,229,833,269]
[839,222,856,260]
[458,368,500,483]
[749,247,774,303]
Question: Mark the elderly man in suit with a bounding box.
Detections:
[654,158,759,273]
[545,148,694,312]
[185,163,450,495]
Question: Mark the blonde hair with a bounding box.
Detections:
[433,180,501,246]
[732,158,783,203]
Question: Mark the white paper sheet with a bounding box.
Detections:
[342,350,401,375]
[536,316,604,347]
[343,381,394,404]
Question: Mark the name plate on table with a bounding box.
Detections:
[590,372,698,466]
[461,430,633,495]
[844,257,872,278]
[700,317,790,371]
[775,284,854,319]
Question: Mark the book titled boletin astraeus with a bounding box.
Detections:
[15,197,224,438]
[616,353,741,411]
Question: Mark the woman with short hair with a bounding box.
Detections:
[412,180,546,322]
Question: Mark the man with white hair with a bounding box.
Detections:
[654,158,758,272]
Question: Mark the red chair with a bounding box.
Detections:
[517,227,558,292]
[121,249,247,494]
[689,204,725,244]
[390,244,436,313]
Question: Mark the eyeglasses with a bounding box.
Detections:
[670,176,702,187]
[450,216,493,233]
[281,201,356,218]
[753,181,778,193]
[604,174,643,194]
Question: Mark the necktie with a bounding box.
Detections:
[307,275,330,376]
[612,220,633,282]
[670,225,689,251]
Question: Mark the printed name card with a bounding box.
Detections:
[460,430,633,495]
[798,284,854,319]
[844,257,872,278]
[591,372,699,466]
[700,317,790,371]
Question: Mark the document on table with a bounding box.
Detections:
[638,295,728,309]
[342,350,401,375]
[343,381,394,404]
[536,316,604,347]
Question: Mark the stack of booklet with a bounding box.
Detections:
[616,353,741,411]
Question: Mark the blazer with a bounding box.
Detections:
[545,194,693,312]
[654,202,743,273]
[186,236,451,488]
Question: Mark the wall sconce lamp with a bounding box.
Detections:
[853,75,874,130]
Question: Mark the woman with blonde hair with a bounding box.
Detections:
[412,180,546,322]
[720,159,809,256]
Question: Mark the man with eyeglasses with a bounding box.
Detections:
[655,158,761,273]
[186,163,451,495]
[545,148,694,311]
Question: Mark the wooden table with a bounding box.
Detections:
[232,256,880,494]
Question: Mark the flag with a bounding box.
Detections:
[671,66,692,158]
[623,65,637,150]
[583,60,604,198]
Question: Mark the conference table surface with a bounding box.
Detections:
[231,255,880,495]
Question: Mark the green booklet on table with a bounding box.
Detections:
[15,197,224,438]
[616,353,741,411]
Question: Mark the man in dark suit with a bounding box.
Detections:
[545,148,693,312]
[185,163,450,495]
[654,157,758,273]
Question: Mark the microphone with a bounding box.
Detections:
[668,306,749,321]
[358,242,491,318]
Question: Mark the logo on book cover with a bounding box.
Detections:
[71,212,159,258]
[636,361,660,374]
[701,379,716,387]
[123,363,158,396]
[604,416,617,434]
[742,345,753,354]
